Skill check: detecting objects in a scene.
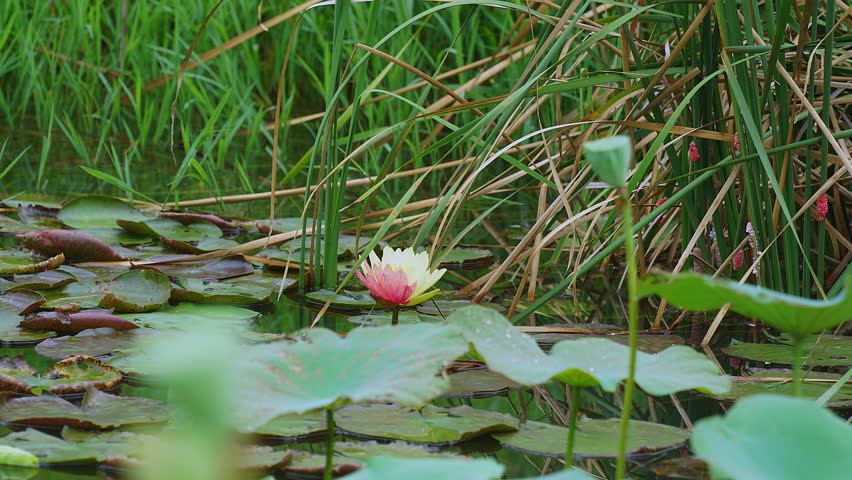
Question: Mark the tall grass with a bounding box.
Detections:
[1,1,850,328]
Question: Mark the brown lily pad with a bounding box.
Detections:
[19,310,139,333]
[16,231,125,261]
[11,270,77,290]
[35,328,155,359]
[0,355,122,395]
[0,387,168,429]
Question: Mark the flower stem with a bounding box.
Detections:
[792,339,804,397]
[616,186,639,480]
[565,387,582,469]
[391,306,400,326]
[324,408,335,480]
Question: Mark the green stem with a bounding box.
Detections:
[565,387,582,469]
[792,339,803,397]
[391,306,400,326]
[616,186,639,480]
[324,408,335,480]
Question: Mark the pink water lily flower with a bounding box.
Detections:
[356,246,447,307]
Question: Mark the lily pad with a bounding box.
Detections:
[529,331,684,354]
[0,355,121,395]
[170,278,273,305]
[0,290,54,345]
[236,445,293,471]
[162,236,238,253]
[0,428,149,464]
[0,215,38,235]
[691,394,852,480]
[11,270,77,290]
[335,404,518,445]
[117,303,258,331]
[493,419,689,459]
[639,272,852,340]
[348,310,441,326]
[416,300,505,316]
[57,196,146,230]
[35,328,156,359]
[0,251,65,275]
[83,228,151,247]
[448,306,730,394]
[256,218,316,235]
[158,212,237,231]
[116,218,221,242]
[305,290,378,310]
[718,369,852,407]
[723,336,852,367]
[443,368,521,398]
[40,281,106,310]
[436,247,495,270]
[234,324,469,430]
[98,270,171,313]
[340,455,504,480]
[0,387,168,429]
[19,311,139,333]
[250,410,327,438]
[274,235,372,260]
[16,231,124,261]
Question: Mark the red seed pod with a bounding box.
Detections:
[815,194,829,222]
[688,142,700,162]
[733,132,741,153]
[655,198,667,208]
[732,249,744,271]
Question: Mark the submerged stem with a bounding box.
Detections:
[792,339,804,397]
[616,186,639,480]
[324,408,335,480]
[391,306,400,326]
[565,387,582,469]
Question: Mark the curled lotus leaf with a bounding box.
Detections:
[16,231,125,261]
[158,211,237,231]
[0,355,122,395]
[0,251,65,276]
[19,310,139,333]
[0,290,55,345]
[98,270,171,313]
[116,218,222,242]
[235,446,293,472]
[0,387,168,429]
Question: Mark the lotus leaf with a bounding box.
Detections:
[691,394,852,480]
[170,278,273,305]
[493,419,689,459]
[116,218,222,242]
[443,368,521,398]
[117,303,257,331]
[0,428,150,464]
[0,388,168,429]
[98,270,171,313]
[234,324,469,430]
[0,290,55,344]
[723,336,851,367]
[35,329,155,360]
[11,270,77,290]
[57,196,146,230]
[335,404,519,444]
[305,289,377,310]
[638,272,852,340]
[717,369,852,407]
[0,355,121,395]
[340,455,504,480]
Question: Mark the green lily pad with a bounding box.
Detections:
[416,300,505,316]
[717,369,852,407]
[250,410,327,438]
[335,404,518,444]
[444,368,521,398]
[305,289,377,310]
[639,272,852,340]
[98,270,171,313]
[11,270,77,290]
[0,290,54,345]
[170,278,273,305]
[0,355,121,395]
[0,428,150,464]
[340,455,504,480]
[235,445,293,471]
[449,306,730,394]
[436,247,495,270]
[117,303,258,331]
[692,394,852,480]
[493,419,689,459]
[194,236,239,252]
[284,451,362,477]
[0,215,37,235]
[274,235,373,261]
[83,228,151,246]
[116,218,222,242]
[40,280,106,310]
[723,336,852,367]
[530,331,684,354]
[0,388,168,429]
[35,329,157,359]
[348,310,441,326]
[0,251,64,275]
[234,324,469,430]
[57,196,146,230]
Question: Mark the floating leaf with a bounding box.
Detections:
[40,280,106,310]
[83,228,151,247]
[235,445,293,472]
[723,336,851,367]
[19,310,139,333]
[117,303,257,331]
[256,218,315,235]
[11,270,77,290]
[0,215,38,235]
[340,456,504,480]
[162,236,238,253]
[234,324,469,430]
[35,329,156,359]
[250,410,327,438]
[335,404,518,444]
[0,290,44,317]
[529,331,684,354]
[57,196,146,230]
[158,211,237,231]
[494,419,689,459]
[170,278,273,305]
[436,247,495,270]
[98,270,171,313]
[16,231,124,261]
[0,290,54,345]
[443,368,521,398]
[0,388,168,429]
[0,251,65,275]
[0,428,150,464]
[692,394,852,480]
[417,300,505,316]
[639,272,852,339]
[348,310,441,326]
[717,369,852,407]
[0,445,39,468]
[140,255,254,280]
[0,355,121,395]
[305,290,377,310]
[116,218,221,242]
[449,306,730,394]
